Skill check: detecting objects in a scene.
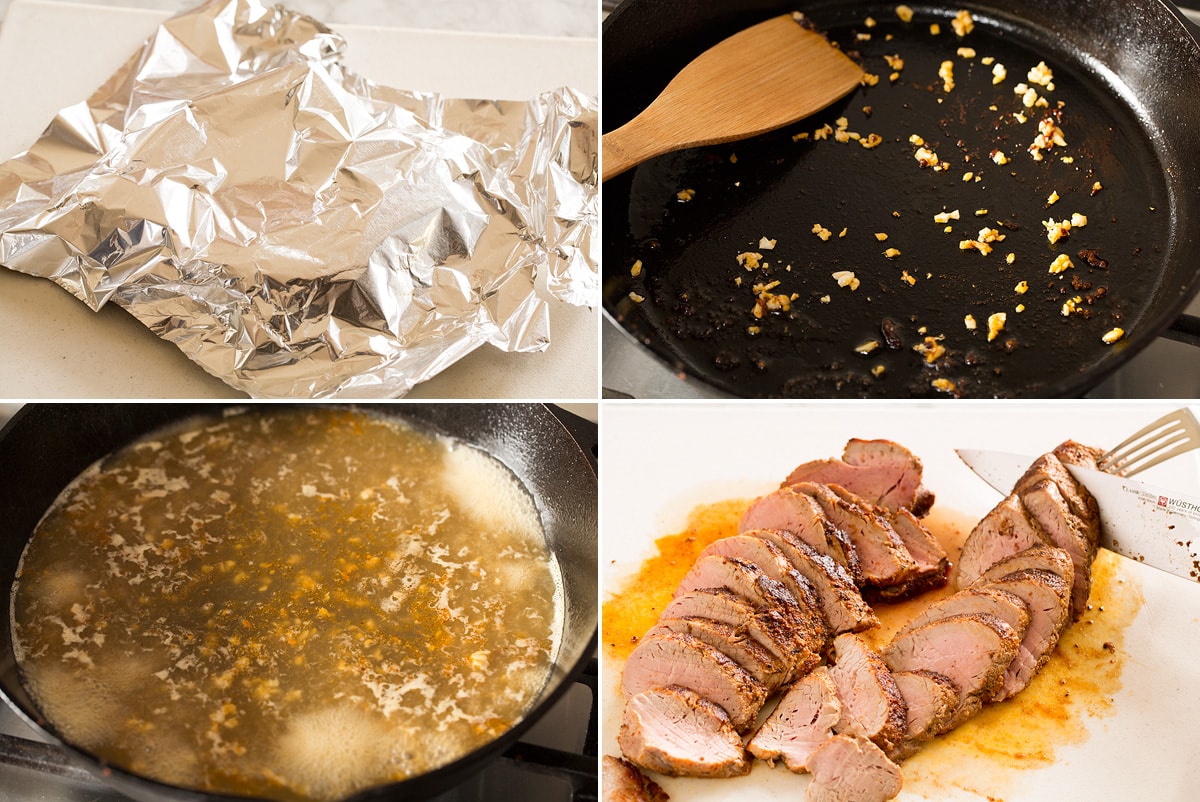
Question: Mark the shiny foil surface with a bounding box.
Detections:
[0,0,597,398]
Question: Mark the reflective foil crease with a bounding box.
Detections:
[0,0,598,398]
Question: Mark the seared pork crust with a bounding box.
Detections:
[793,483,918,590]
[748,528,880,635]
[602,755,671,802]
[827,633,908,756]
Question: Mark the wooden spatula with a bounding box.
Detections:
[602,14,863,180]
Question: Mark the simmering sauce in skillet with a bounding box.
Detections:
[12,407,561,802]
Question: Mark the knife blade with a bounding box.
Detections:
[956,448,1200,583]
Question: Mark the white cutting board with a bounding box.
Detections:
[601,401,1200,802]
[0,0,598,399]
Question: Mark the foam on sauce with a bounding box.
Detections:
[13,408,560,802]
[602,498,1143,798]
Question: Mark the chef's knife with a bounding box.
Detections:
[956,448,1200,583]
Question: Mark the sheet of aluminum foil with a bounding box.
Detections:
[0,0,597,398]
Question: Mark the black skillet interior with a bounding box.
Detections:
[604,0,1200,397]
[0,403,597,802]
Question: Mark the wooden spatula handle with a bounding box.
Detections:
[603,118,666,181]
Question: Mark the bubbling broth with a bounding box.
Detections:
[11,407,561,802]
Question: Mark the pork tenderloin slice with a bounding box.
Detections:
[602,755,671,802]
[889,670,958,759]
[827,633,908,755]
[805,734,904,802]
[793,483,917,590]
[740,487,859,577]
[661,589,806,676]
[697,535,833,651]
[873,508,951,601]
[748,528,879,635]
[648,616,789,693]
[977,568,1072,700]
[897,587,1030,644]
[882,613,1021,731]
[955,494,1051,589]
[674,554,827,665]
[785,438,935,517]
[1014,450,1100,548]
[747,666,841,772]
[621,631,768,732]
[1018,478,1096,620]
[976,543,1075,589]
[618,686,751,778]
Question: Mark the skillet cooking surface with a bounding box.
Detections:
[605,3,1186,397]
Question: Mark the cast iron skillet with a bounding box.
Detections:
[603,0,1200,397]
[0,403,597,802]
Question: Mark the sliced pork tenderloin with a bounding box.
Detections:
[621,630,768,732]
[648,616,790,693]
[661,588,810,679]
[976,543,1076,589]
[673,554,828,668]
[858,504,948,601]
[748,528,879,635]
[697,535,832,646]
[805,733,904,802]
[897,587,1030,644]
[889,670,959,759]
[602,755,671,802]
[747,666,841,772]
[882,612,1021,730]
[955,494,1050,589]
[740,487,859,576]
[976,568,1072,700]
[618,686,750,778]
[793,483,917,591]
[784,438,935,517]
[1014,450,1100,547]
[1018,478,1096,619]
[827,633,908,756]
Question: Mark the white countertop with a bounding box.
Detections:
[0,0,598,400]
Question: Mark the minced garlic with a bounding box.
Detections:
[939,60,955,92]
[1047,190,1060,205]
[1044,218,1072,244]
[832,271,860,290]
[1050,254,1075,274]
[992,63,1007,84]
[628,291,645,303]
[930,22,941,35]
[884,248,902,258]
[932,378,957,393]
[992,150,1009,165]
[630,259,643,278]
[915,146,940,167]
[934,209,961,224]
[677,188,696,202]
[952,9,974,37]
[1071,212,1088,227]
[737,251,764,269]
[856,340,881,355]
[759,237,777,250]
[1027,61,1054,87]
[964,314,977,330]
[987,312,1006,342]
[957,46,976,58]
[1061,295,1083,316]
[1102,327,1125,344]
[1006,253,1015,265]
[875,232,889,241]
[812,224,833,241]
[913,336,946,363]
[896,4,914,22]
[1015,280,1029,294]
[901,270,917,286]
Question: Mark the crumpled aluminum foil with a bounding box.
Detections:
[0,0,597,398]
